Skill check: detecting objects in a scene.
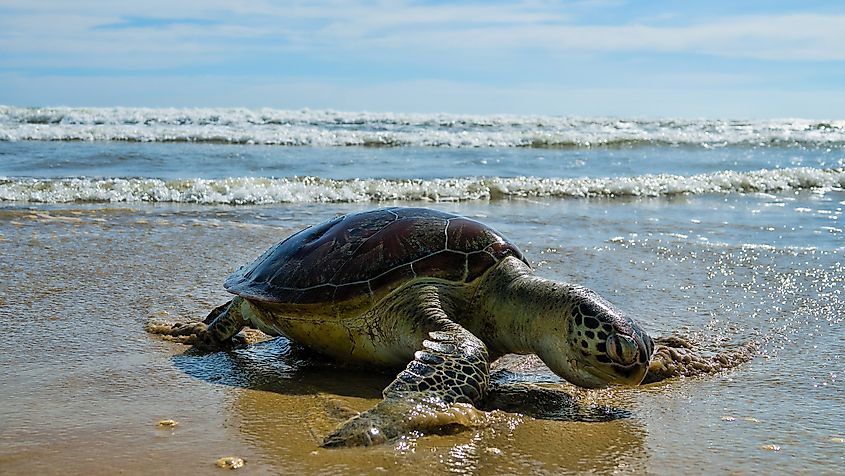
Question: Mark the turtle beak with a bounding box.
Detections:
[614,362,648,386]
[583,359,647,387]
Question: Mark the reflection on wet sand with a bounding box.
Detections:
[179,335,648,474]
[230,373,648,474]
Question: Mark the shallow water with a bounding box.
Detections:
[1,196,842,474]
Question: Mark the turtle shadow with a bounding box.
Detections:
[170,335,631,423]
[171,336,392,399]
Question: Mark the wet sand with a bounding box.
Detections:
[1,202,843,475]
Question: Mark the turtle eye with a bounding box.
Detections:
[606,333,639,366]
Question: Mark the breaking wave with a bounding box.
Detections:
[2,106,845,148]
[2,167,842,204]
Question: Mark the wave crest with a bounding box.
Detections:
[1,168,842,204]
[2,106,844,148]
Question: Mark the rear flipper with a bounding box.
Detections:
[642,335,757,384]
[145,298,247,348]
[321,322,491,447]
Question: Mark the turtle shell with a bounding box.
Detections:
[224,207,528,305]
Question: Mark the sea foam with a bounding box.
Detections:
[2,106,844,148]
[2,167,842,204]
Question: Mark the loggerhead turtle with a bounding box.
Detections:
[149,207,752,446]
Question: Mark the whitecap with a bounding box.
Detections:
[1,167,842,204]
[2,106,844,149]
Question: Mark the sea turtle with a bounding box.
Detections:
[149,207,752,446]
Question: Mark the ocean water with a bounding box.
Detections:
[0,106,843,474]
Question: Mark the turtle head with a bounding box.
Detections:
[536,288,654,389]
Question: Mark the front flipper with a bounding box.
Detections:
[321,323,490,447]
[642,336,756,384]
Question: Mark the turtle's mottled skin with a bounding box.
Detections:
[150,207,752,447]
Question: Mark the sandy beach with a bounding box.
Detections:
[1,197,842,474]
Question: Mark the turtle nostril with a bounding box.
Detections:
[607,333,639,366]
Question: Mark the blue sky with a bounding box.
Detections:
[1,0,843,118]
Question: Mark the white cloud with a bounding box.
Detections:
[340,13,845,61]
[2,0,844,69]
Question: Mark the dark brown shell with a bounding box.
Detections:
[224,207,527,305]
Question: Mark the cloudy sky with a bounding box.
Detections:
[1,0,843,117]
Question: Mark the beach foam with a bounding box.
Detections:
[2,167,841,204]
